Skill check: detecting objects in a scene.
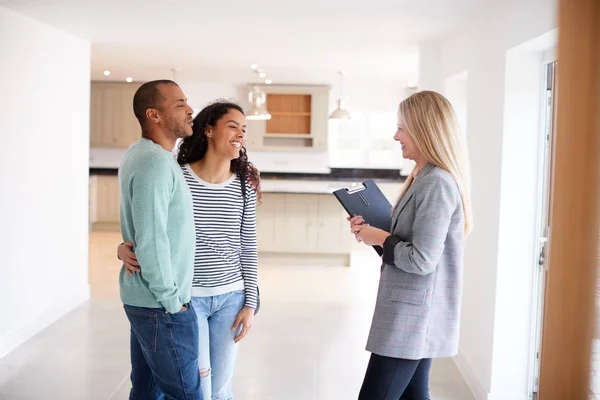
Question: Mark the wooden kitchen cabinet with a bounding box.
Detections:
[245,85,329,152]
[90,82,141,148]
[89,175,120,230]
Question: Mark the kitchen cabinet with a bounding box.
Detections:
[89,175,120,230]
[316,195,350,254]
[90,82,141,148]
[256,192,354,263]
[281,194,319,253]
[255,193,286,252]
[244,85,329,152]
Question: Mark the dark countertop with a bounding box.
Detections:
[90,167,407,183]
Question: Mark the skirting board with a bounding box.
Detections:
[487,393,530,400]
[453,352,488,400]
[0,284,91,360]
[453,353,531,400]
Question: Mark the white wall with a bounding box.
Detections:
[444,71,469,139]
[435,0,557,399]
[180,81,239,114]
[418,41,443,93]
[0,7,91,358]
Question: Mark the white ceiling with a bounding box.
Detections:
[1,0,495,86]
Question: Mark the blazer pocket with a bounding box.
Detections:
[389,286,427,306]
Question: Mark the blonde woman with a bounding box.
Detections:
[349,91,472,399]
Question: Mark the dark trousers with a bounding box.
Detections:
[358,353,432,400]
[124,303,203,400]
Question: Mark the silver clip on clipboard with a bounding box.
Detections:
[346,182,365,194]
[345,183,371,208]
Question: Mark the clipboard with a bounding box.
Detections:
[333,180,392,256]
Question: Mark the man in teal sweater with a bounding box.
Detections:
[118,80,201,400]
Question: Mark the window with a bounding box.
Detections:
[328,111,406,171]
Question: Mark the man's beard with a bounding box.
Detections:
[164,115,188,138]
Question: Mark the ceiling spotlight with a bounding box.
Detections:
[103,70,111,76]
[125,77,133,83]
[407,82,417,89]
[259,72,266,78]
[265,79,272,85]
[250,63,258,70]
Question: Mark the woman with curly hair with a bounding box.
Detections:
[118,100,260,400]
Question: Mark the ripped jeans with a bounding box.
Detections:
[191,291,245,400]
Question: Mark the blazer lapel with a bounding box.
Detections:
[391,185,415,231]
[390,163,436,231]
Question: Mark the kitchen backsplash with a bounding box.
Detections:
[90,146,413,175]
[89,146,331,173]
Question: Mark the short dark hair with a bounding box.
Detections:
[132,79,178,127]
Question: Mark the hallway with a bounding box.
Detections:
[0,232,474,399]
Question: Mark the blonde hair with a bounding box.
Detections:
[397,90,473,235]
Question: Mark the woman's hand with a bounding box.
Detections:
[347,216,390,247]
[232,306,254,343]
[347,215,365,242]
[118,241,140,276]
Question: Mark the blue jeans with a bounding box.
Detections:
[191,290,246,400]
[124,303,202,400]
[358,354,432,400]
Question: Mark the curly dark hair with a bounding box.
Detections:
[177,100,261,200]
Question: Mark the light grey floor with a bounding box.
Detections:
[0,237,474,400]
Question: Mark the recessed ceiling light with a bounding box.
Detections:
[259,72,266,78]
[125,77,133,83]
[407,82,417,89]
[103,70,111,76]
[250,63,258,70]
[265,79,272,85]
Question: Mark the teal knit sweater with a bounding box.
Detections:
[117,138,194,314]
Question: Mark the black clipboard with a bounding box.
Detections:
[333,180,392,256]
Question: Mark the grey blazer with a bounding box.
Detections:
[365,163,465,360]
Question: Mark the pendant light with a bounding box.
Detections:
[329,70,351,120]
[246,66,271,120]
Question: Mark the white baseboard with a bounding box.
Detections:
[487,394,530,400]
[453,352,488,400]
[453,352,532,400]
[0,284,91,359]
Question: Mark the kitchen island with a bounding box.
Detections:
[89,168,405,266]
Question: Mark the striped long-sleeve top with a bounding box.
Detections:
[181,163,259,309]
